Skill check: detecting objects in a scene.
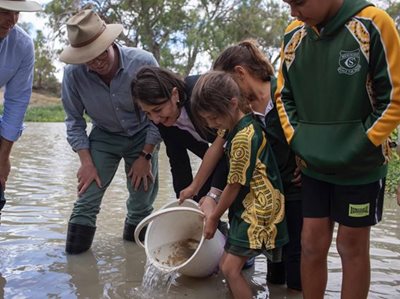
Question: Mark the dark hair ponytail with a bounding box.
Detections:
[213,39,274,81]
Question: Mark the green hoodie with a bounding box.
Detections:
[275,0,400,185]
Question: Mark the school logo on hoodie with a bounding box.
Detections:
[337,49,361,75]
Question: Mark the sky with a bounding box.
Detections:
[19,0,49,37]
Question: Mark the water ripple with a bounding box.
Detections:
[1,123,399,299]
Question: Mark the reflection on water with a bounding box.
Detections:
[0,123,399,299]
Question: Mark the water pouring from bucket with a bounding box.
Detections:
[134,200,226,278]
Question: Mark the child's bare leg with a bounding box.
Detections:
[301,217,334,299]
[337,225,371,299]
[220,253,252,299]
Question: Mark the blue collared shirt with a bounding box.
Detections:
[0,25,34,142]
[61,45,161,151]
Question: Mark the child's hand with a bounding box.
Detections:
[204,216,219,239]
[199,196,217,218]
[178,185,196,204]
[291,165,302,187]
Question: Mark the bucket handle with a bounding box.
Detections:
[134,207,205,248]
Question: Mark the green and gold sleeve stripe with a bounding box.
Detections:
[358,7,400,145]
[275,21,305,144]
[275,52,295,144]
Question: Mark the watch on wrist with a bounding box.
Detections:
[140,150,152,160]
[206,191,220,203]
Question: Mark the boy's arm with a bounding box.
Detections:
[275,43,298,145]
[364,10,400,145]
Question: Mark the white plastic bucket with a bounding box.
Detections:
[134,200,226,277]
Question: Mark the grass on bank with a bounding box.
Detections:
[0,90,66,122]
[25,104,66,122]
[0,104,66,122]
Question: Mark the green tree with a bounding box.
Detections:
[39,0,400,75]
[203,0,290,66]
[33,30,60,95]
[41,0,289,75]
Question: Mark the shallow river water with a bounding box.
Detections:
[0,123,399,299]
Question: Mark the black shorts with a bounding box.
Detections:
[224,240,283,263]
[301,174,385,227]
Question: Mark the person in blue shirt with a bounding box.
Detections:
[59,10,161,254]
[0,0,42,217]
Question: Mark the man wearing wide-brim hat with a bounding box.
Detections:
[0,0,42,218]
[60,9,161,254]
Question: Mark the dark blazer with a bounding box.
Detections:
[157,75,227,199]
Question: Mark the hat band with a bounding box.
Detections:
[71,24,106,48]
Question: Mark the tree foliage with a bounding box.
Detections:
[40,0,290,76]
[33,30,60,94]
[34,0,398,84]
[17,22,60,95]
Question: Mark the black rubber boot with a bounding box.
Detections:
[65,222,96,254]
[123,221,146,242]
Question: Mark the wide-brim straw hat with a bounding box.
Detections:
[59,9,123,64]
[0,0,42,11]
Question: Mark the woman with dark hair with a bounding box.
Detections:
[131,66,227,210]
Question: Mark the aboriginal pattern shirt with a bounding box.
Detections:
[225,114,288,250]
